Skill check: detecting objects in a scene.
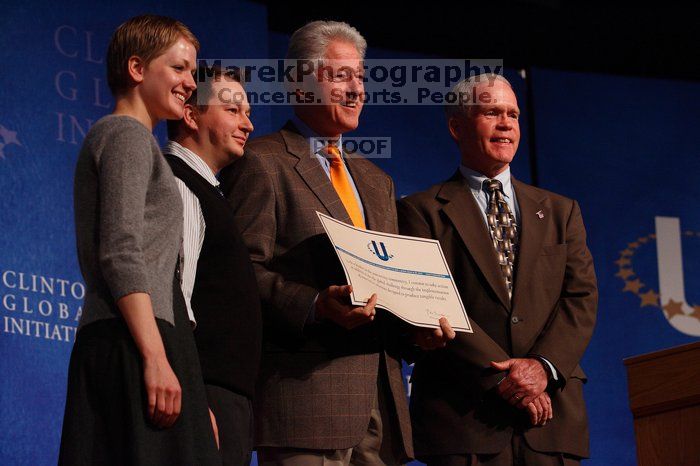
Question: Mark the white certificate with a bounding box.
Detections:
[317,212,472,332]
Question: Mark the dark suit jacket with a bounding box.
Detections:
[397,172,597,459]
[220,121,413,459]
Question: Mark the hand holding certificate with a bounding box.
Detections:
[317,212,472,333]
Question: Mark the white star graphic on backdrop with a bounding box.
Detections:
[0,124,22,159]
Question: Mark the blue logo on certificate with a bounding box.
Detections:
[368,240,394,261]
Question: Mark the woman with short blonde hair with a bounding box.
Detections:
[59,15,220,465]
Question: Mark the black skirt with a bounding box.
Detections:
[58,278,221,466]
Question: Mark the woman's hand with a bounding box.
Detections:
[116,292,182,429]
[143,354,182,428]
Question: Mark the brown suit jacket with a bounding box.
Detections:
[220,121,413,459]
[397,172,597,459]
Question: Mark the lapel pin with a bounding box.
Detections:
[536,210,544,219]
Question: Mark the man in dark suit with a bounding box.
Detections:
[397,74,597,466]
[220,20,452,466]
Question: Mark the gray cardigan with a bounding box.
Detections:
[74,115,183,329]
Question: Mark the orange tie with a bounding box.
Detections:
[326,144,366,229]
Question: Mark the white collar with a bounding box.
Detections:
[164,140,220,187]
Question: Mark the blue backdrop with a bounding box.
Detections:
[2,2,699,465]
[0,2,269,464]
[530,68,700,465]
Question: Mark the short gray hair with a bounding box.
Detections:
[286,20,367,62]
[444,73,512,120]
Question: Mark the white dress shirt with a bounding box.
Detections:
[164,140,221,325]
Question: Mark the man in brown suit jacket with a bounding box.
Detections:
[397,75,598,466]
[220,21,452,466]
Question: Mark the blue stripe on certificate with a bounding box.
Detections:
[335,245,451,279]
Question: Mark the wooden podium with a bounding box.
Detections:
[624,341,700,466]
